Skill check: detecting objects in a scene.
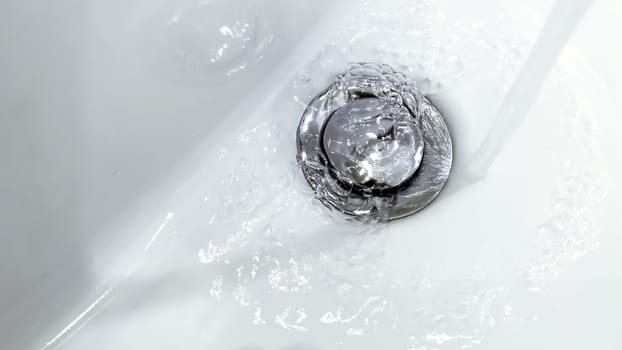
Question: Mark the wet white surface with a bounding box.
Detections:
[1,0,621,349]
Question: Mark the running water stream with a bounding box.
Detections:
[458,0,593,186]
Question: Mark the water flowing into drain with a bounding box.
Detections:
[297,63,453,220]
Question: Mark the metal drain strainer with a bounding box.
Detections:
[296,63,453,220]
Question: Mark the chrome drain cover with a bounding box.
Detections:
[296,63,453,220]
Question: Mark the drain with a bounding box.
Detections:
[296,63,453,220]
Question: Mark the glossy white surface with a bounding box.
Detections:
[1,0,621,349]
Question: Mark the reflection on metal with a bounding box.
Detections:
[297,63,453,220]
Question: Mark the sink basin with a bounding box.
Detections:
[1,0,621,349]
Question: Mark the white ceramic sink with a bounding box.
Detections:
[1,0,621,349]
